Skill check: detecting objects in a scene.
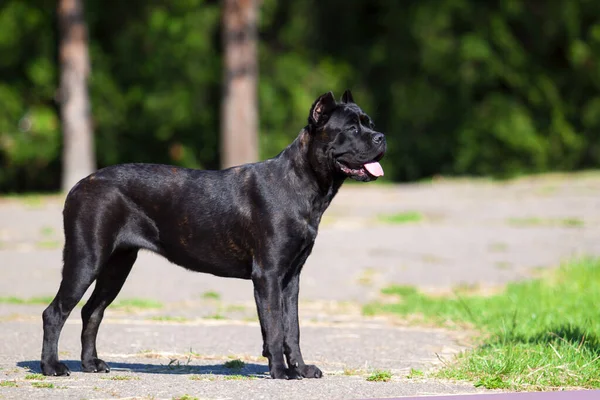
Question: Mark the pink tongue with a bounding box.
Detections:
[364,161,384,177]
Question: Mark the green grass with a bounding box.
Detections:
[365,258,600,390]
[507,217,584,228]
[224,374,255,380]
[406,368,424,379]
[0,380,17,387]
[189,374,217,381]
[111,298,163,310]
[222,304,247,312]
[0,296,54,305]
[1,193,48,208]
[101,375,139,381]
[24,373,46,380]
[36,240,61,249]
[173,395,198,400]
[202,291,221,300]
[205,313,227,320]
[224,359,245,370]
[31,382,54,388]
[377,211,423,225]
[366,370,392,382]
[40,226,55,236]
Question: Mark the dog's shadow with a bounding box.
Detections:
[17,360,270,378]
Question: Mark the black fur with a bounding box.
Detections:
[40,90,386,379]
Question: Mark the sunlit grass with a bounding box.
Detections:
[365,258,600,390]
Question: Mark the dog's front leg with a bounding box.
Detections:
[252,268,288,379]
[283,273,323,379]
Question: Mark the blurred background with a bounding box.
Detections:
[2,0,600,193]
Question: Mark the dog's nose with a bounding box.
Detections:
[372,133,385,145]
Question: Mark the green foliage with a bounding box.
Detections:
[201,290,221,300]
[110,298,163,310]
[2,1,600,191]
[366,258,600,390]
[31,382,54,388]
[377,211,423,225]
[24,373,46,380]
[366,370,392,382]
[406,368,424,379]
[223,359,245,370]
[0,296,54,305]
[507,216,585,228]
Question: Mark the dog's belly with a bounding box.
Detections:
[157,242,254,280]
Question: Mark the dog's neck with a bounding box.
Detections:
[276,129,345,215]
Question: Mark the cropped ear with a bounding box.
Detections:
[341,89,354,104]
[308,91,336,127]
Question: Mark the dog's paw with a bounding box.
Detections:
[269,364,289,380]
[285,367,303,380]
[297,364,323,379]
[82,358,110,373]
[41,361,71,377]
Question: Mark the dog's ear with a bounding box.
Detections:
[309,92,336,127]
[341,89,354,104]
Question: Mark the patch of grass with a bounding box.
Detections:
[377,211,423,225]
[31,382,54,388]
[40,226,55,236]
[0,296,54,305]
[222,304,247,313]
[357,267,378,286]
[36,240,61,249]
[189,374,217,381]
[406,368,424,379]
[111,298,163,310]
[24,373,46,380]
[173,395,198,400]
[101,375,139,381]
[381,285,418,297]
[202,291,221,300]
[559,218,585,227]
[205,313,227,320]
[2,193,45,208]
[224,359,245,371]
[0,380,17,387]
[224,374,255,380]
[365,258,600,390]
[148,316,190,323]
[507,217,584,228]
[366,370,392,382]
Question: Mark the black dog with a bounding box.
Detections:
[40,90,386,380]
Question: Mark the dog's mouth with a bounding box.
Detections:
[335,152,385,180]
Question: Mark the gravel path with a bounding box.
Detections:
[1,173,599,399]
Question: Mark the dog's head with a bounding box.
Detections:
[306,90,386,182]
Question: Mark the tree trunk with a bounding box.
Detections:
[221,0,259,169]
[58,0,95,192]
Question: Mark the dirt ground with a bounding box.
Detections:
[1,172,599,399]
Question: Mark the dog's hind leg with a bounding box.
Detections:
[41,246,106,376]
[80,249,137,373]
